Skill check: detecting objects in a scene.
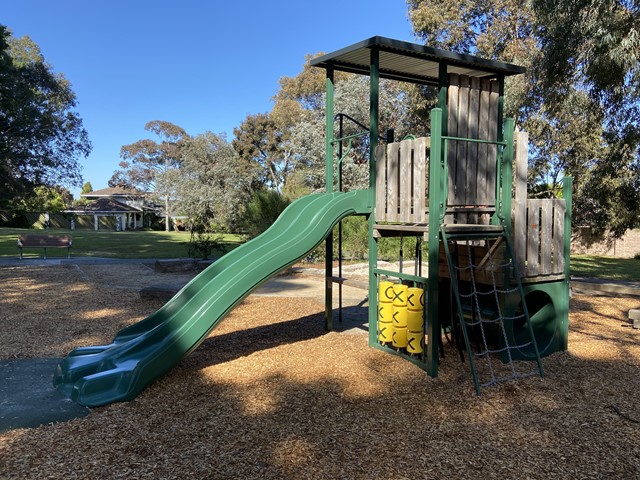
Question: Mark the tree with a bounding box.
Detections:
[112,120,187,231]
[21,185,73,212]
[240,189,291,238]
[533,0,640,236]
[283,73,419,194]
[80,181,93,195]
[176,131,257,233]
[0,26,91,208]
[232,113,287,190]
[407,0,640,236]
[232,55,353,195]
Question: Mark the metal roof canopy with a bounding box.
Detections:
[310,36,525,85]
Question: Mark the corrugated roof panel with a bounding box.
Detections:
[311,36,525,84]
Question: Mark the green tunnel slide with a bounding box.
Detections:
[54,190,370,407]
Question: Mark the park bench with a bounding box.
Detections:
[17,234,72,259]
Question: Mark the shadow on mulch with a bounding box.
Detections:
[183,305,369,369]
[0,305,367,434]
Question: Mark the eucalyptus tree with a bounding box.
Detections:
[176,131,257,233]
[533,0,639,235]
[112,120,187,231]
[407,0,640,235]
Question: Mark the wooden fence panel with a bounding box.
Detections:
[540,201,553,275]
[445,74,500,225]
[375,144,386,222]
[386,142,400,222]
[526,199,541,276]
[374,138,429,224]
[513,130,528,273]
[413,137,428,223]
[399,139,412,222]
[521,198,566,277]
[553,199,566,274]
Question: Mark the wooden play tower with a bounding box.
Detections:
[311,37,572,393]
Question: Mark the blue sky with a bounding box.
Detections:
[2,0,415,197]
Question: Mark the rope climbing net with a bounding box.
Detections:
[441,228,544,394]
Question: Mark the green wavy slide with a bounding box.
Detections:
[54,190,370,407]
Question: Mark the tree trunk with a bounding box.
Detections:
[165,197,170,232]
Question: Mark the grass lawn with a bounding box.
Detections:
[570,254,640,282]
[4,227,640,281]
[0,227,244,259]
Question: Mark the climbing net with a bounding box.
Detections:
[445,234,544,392]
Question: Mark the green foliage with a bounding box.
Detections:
[0,25,91,209]
[187,231,226,260]
[20,185,72,212]
[80,182,93,195]
[113,120,188,231]
[177,132,256,233]
[233,113,288,190]
[408,0,640,237]
[338,216,369,260]
[240,189,291,238]
[532,0,640,236]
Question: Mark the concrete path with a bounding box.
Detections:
[0,359,90,433]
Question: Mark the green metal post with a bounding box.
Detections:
[324,68,334,330]
[497,75,505,128]
[501,118,515,231]
[368,47,380,347]
[562,176,573,350]
[492,75,506,227]
[426,108,443,377]
[325,68,335,193]
[437,63,448,114]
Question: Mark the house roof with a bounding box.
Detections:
[66,198,144,214]
[81,187,146,198]
[310,36,525,85]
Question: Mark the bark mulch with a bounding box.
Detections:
[0,264,638,479]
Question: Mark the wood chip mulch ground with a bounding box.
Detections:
[0,264,638,479]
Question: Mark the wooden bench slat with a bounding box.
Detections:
[17,235,72,259]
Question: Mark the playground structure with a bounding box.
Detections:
[54,37,572,405]
[312,37,572,393]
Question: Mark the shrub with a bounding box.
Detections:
[240,189,290,238]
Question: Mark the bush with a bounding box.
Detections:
[188,231,225,260]
[240,189,290,238]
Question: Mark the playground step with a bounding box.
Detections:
[442,224,505,235]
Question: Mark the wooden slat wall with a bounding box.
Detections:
[374,138,429,223]
[447,74,500,225]
[375,144,386,221]
[524,199,566,277]
[512,129,567,279]
[387,142,400,222]
[413,137,427,223]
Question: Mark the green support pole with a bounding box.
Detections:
[368,47,380,347]
[497,75,505,128]
[501,118,515,231]
[437,63,448,117]
[325,68,335,331]
[562,176,573,350]
[426,108,443,377]
[325,68,334,193]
